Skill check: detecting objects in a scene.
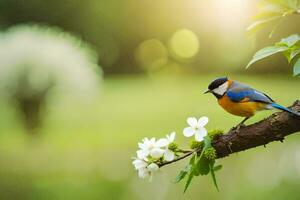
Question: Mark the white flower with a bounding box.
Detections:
[132,158,159,180]
[132,158,148,170]
[136,137,168,159]
[163,132,176,161]
[183,117,209,142]
[138,168,150,179]
[132,158,150,179]
[0,25,101,100]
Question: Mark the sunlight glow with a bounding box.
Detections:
[212,0,251,30]
[169,29,199,59]
[135,39,168,71]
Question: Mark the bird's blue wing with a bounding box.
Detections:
[227,82,274,104]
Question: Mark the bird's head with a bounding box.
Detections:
[205,77,229,98]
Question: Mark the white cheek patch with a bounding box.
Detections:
[213,82,228,95]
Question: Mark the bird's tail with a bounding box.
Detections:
[271,103,300,117]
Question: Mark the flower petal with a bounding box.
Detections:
[198,116,209,127]
[199,127,208,137]
[137,149,148,159]
[156,138,169,147]
[138,142,145,149]
[194,127,207,142]
[142,137,149,144]
[194,132,204,142]
[150,148,165,158]
[138,168,150,179]
[132,159,148,170]
[183,127,195,137]
[187,117,198,127]
[149,138,156,145]
[164,150,175,161]
[168,132,176,142]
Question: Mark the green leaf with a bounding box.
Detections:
[283,47,300,63]
[203,136,212,149]
[195,136,212,162]
[252,9,285,20]
[264,0,298,11]
[175,154,197,183]
[268,20,282,39]
[279,34,300,47]
[184,168,195,193]
[209,161,219,191]
[189,154,196,165]
[247,0,297,34]
[213,164,223,172]
[286,0,299,10]
[290,48,300,61]
[246,16,281,31]
[195,156,210,175]
[283,50,292,62]
[193,136,213,176]
[246,46,289,68]
[174,164,191,183]
[293,58,300,76]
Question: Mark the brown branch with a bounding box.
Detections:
[158,100,300,168]
[213,100,300,158]
[158,150,195,167]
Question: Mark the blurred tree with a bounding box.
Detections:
[0,25,101,133]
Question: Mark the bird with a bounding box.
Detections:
[204,77,300,128]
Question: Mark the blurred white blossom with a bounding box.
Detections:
[0,24,101,100]
[183,117,209,141]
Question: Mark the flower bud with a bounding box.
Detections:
[168,142,178,151]
[204,147,217,160]
[190,140,203,149]
[208,129,224,138]
[147,163,159,172]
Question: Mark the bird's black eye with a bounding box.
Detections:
[208,77,228,90]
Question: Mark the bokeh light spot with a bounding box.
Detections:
[135,39,168,71]
[170,29,199,59]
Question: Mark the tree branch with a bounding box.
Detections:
[158,150,195,167]
[158,100,300,168]
[213,100,300,158]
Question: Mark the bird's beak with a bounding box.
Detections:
[204,90,211,94]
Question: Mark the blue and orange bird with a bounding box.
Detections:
[205,77,300,128]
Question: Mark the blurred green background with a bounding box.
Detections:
[0,0,299,200]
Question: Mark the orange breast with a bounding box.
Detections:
[218,95,266,117]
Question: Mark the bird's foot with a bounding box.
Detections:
[237,123,246,131]
[230,123,246,134]
[229,126,237,132]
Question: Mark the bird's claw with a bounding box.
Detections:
[229,126,237,132]
[238,123,246,128]
[237,123,247,133]
[230,123,246,134]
